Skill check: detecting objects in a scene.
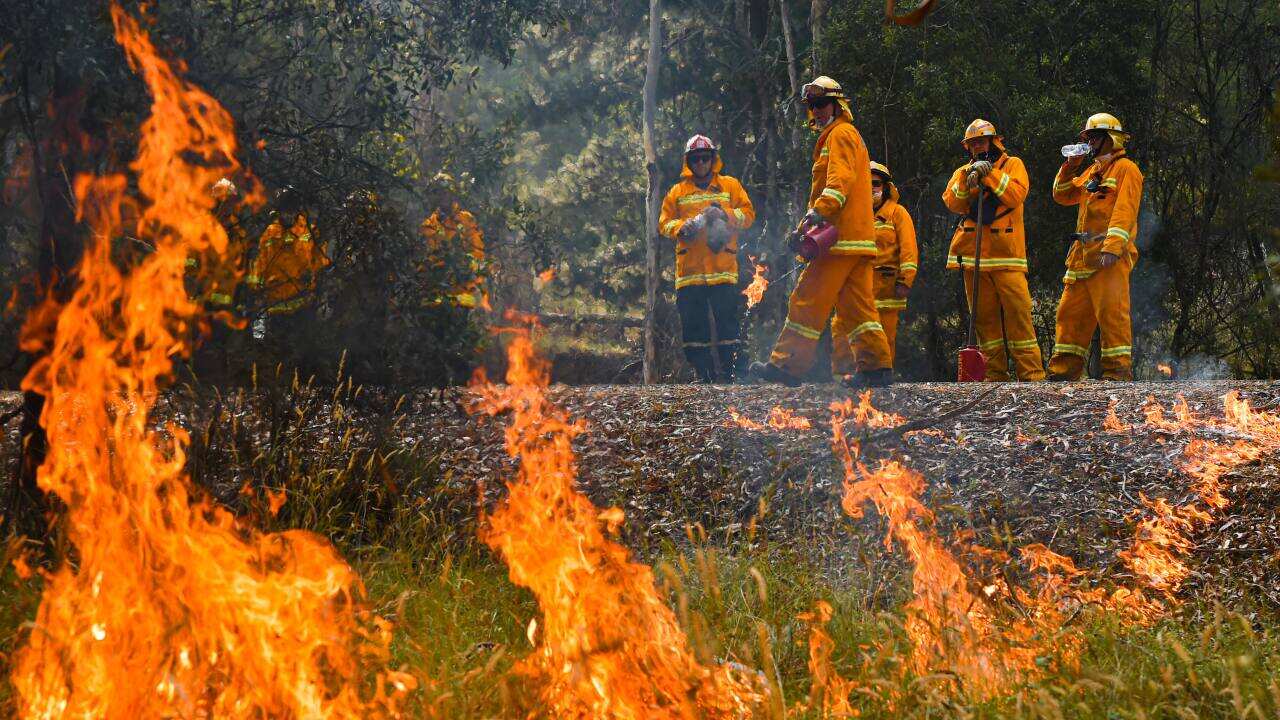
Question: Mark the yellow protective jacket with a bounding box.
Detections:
[659,156,755,289]
[872,186,918,288]
[810,115,876,255]
[942,153,1030,272]
[185,212,246,308]
[248,213,330,314]
[1051,150,1143,283]
[423,206,486,308]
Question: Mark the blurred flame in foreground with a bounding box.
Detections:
[471,323,763,718]
[12,6,413,717]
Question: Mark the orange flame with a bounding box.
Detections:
[472,327,763,718]
[727,406,768,430]
[1118,392,1280,609]
[831,391,905,430]
[1103,400,1129,432]
[830,404,1036,697]
[11,7,412,716]
[1156,363,1173,377]
[795,601,858,717]
[743,259,768,309]
[729,406,813,431]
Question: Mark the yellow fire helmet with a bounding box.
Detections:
[1080,112,1130,149]
[962,118,1005,150]
[801,75,853,125]
[869,160,892,181]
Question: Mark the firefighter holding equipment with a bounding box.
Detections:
[659,134,756,382]
[1048,112,1143,380]
[830,161,916,376]
[942,119,1045,381]
[749,76,892,388]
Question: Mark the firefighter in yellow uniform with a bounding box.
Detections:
[247,208,330,316]
[422,205,487,310]
[831,161,916,375]
[942,119,1045,381]
[1048,113,1143,380]
[749,76,892,388]
[659,135,755,382]
[187,177,246,312]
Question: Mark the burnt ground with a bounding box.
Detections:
[4,381,1279,609]
[403,381,1280,609]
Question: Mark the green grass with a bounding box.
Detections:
[3,538,1278,718]
[3,377,1278,717]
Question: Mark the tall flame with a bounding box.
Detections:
[828,400,1069,699]
[12,7,411,716]
[472,324,762,718]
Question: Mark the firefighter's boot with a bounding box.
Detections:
[842,367,894,389]
[748,361,803,387]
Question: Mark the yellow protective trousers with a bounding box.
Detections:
[962,270,1045,381]
[831,269,901,375]
[1048,263,1133,380]
[771,254,891,377]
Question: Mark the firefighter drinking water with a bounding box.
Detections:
[659,134,756,382]
[749,76,892,388]
[1048,112,1143,381]
[942,119,1045,381]
[830,161,916,376]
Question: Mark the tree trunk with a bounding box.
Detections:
[779,0,801,99]
[810,0,827,71]
[641,0,663,384]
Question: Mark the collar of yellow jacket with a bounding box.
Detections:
[807,100,853,130]
[875,195,899,217]
[815,114,853,147]
[1090,149,1127,175]
[680,154,725,180]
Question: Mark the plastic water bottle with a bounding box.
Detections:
[1061,142,1091,158]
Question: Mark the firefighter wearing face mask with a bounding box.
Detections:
[942,119,1045,381]
[748,76,892,388]
[830,161,916,375]
[659,135,756,382]
[1048,113,1143,381]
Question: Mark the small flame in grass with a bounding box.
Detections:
[768,407,812,429]
[537,267,556,283]
[743,258,768,308]
[728,406,768,430]
[795,601,858,717]
[829,401,1052,699]
[728,406,813,431]
[12,7,413,717]
[1157,363,1173,377]
[1118,391,1280,613]
[472,326,763,718]
[831,391,905,430]
[1103,400,1129,432]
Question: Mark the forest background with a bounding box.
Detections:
[1,0,1279,388]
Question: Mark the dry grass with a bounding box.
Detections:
[3,378,1279,717]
